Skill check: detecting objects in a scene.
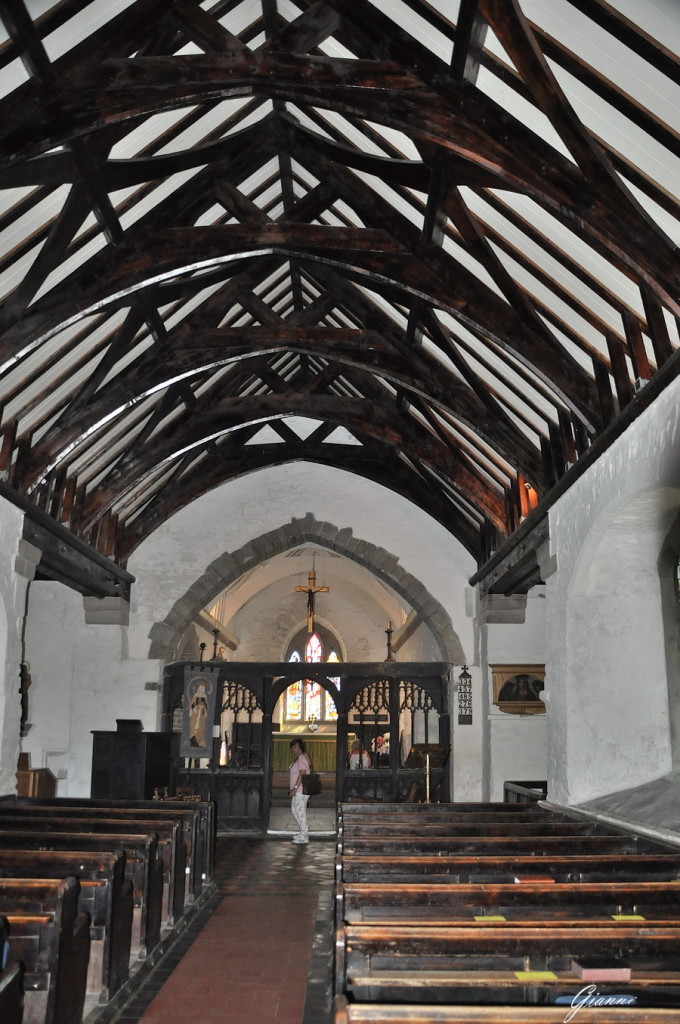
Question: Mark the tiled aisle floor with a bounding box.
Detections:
[268,805,336,836]
[101,831,336,1024]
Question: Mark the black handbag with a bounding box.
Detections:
[302,762,322,796]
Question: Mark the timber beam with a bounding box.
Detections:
[0,479,135,599]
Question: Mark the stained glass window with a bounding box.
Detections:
[306,681,322,720]
[305,633,323,663]
[285,680,302,720]
[282,635,340,723]
[285,651,302,720]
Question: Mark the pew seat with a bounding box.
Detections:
[336,880,680,924]
[1,797,215,891]
[337,852,680,884]
[336,921,680,1001]
[4,876,90,1024]
[0,813,184,927]
[334,994,680,1024]
[0,872,132,1003]
[0,831,162,958]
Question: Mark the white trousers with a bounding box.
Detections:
[291,790,310,839]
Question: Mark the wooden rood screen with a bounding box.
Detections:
[162,660,450,831]
[334,801,680,1023]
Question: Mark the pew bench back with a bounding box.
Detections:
[0,830,162,958]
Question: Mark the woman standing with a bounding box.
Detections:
[288,738,311,844]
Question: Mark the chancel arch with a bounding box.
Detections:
[148,511,464,665]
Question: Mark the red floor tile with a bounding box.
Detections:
[138,894,319,1024]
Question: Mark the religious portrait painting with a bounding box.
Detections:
[491,664,546,716]
[180,670,218,757]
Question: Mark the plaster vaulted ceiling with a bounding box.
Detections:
[0,0,678,589]
[206,545,406,650]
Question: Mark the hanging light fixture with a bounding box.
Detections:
[457,665,472,725]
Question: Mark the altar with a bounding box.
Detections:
[272,734,337,771]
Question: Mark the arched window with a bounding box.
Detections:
[285,651,303,720]
[283,633,340,723]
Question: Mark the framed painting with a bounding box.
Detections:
[491,664,546,716]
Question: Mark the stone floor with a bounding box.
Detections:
[88,826,337,1024]
[267,805,336,837]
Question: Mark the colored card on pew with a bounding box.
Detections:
[515,971,558,981]
[474,915,506,921]
[571,958,631,981]
[513,875,556,883]
[612,914,646,920]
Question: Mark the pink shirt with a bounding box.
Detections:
[289,752,310,790]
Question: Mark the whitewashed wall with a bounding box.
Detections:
[127,465,479,795]
[7,458,569,800]
[485,591,548,801]
[7,465,480,795]
[127,464,476,664]
[546,377,680,805]
[452,663,484,801]
[22,582,157,796]
[0,498,30,795]
[233,590,391,662]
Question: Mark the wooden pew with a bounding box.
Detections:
[337,835,649,857]
[334,994,680,1024]
[0,864,132,1003]
[0,832,162,959]
[0,961,24,1024]
[337,809,565,826]
[338,820,600,838]
[6,798,210,901]
[334,804,680,1016]
[2,796,215,891]
[340,802,547,815]
[3,876,90,1024]
[337,852,680,885]
[336,879,680,925]
[0,812,185,926]
[335,921,680,1003]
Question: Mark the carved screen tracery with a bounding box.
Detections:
[350,680,390,766]
[399,680,439,761]
[220,680,263,768]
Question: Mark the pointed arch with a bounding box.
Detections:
[148,513,463,663]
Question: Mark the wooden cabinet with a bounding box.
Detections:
[16,768,57,798]
[91,719,178,799]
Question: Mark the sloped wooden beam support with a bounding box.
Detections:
[476,0,680,312]
[77,393,507,533]
[451,0,487,84]
[1,46,676,311]
[119,441,484,562]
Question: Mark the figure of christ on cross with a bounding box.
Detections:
[295,568,329,634]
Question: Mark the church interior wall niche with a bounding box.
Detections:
[491,664,546,716]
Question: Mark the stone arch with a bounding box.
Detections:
[148,512,463,663]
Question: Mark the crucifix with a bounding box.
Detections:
[295,566,329,634]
